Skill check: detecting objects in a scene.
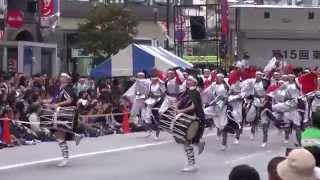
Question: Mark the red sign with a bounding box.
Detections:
[6,10,24,28]
[41,0,54,17]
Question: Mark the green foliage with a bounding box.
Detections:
[78,5,138,58]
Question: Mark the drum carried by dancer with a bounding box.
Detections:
[41,73,83,167]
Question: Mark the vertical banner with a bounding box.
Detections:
[40,0,60,28]
[0,20,4,40]
[220,0,230,66]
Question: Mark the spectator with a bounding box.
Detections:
[267,156,286,180]
[75,78,89,96]
[28,103,42,133]
[229,164,260,180]
[305,146,320,167]
[277,148,317,180]
[77,91,90,115]
[27,103,52,141]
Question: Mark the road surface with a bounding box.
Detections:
[0,128,294,180]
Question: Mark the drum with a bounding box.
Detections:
[225,105,241,134]
[40,106,78,132]
[159,108,200,143]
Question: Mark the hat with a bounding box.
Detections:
[60,73,71,79]
[256,71,264,75]
[277,148,317,180]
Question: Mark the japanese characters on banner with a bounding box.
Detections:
[40,0,60,28]
[6,10,24,29]
[272,49,320,61]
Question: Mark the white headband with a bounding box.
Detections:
[217,73,224,78]
[60,73,71,79]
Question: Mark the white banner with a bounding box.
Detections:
[242,39,320,68]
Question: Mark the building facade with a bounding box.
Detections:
[3,0,178,75]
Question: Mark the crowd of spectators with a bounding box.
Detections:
[0,72,134,149]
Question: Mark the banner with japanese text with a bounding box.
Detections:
[242,39,320,68]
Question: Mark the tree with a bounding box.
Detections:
[78,5,138,58]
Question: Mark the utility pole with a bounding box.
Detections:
[166,0,170,49]
[37,0,43,42]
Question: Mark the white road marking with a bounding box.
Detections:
[0,133,217,171]
[224,150,273,165]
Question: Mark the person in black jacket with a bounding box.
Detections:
[176,75,205,172]
[42,73,83,167]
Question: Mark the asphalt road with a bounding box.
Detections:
[0,128,294,180]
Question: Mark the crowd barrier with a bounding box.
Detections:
[0,107,131,145]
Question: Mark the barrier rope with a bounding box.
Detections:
[0,111,130,125]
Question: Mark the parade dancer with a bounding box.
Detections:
[270,72,281,85]
[285,74,304,146]
[202,69,214,89]
[226,69,243,145]
[141,75,165,139]
[235,53,250,70]
[272,74,303,146]
[204,73,229,150]
[158,69,184,115]
[264,52,287,76]
[42,73,83,167]
[175,75,205,172]
[125,72,150,127]
[242,71,269,141]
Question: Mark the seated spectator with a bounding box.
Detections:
[229,164,260,180]
[26,103,52,142]
[277,148,317,180]
[77,91,90,115]
[267,156,286,180]
[75,78,89,96]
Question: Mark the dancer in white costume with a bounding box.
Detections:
[204,73,229,150]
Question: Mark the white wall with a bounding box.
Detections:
[239,7,320,33]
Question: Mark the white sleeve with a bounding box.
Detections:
[123,82,136,103]
[241,79,254,97]
[264,57,277,73]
